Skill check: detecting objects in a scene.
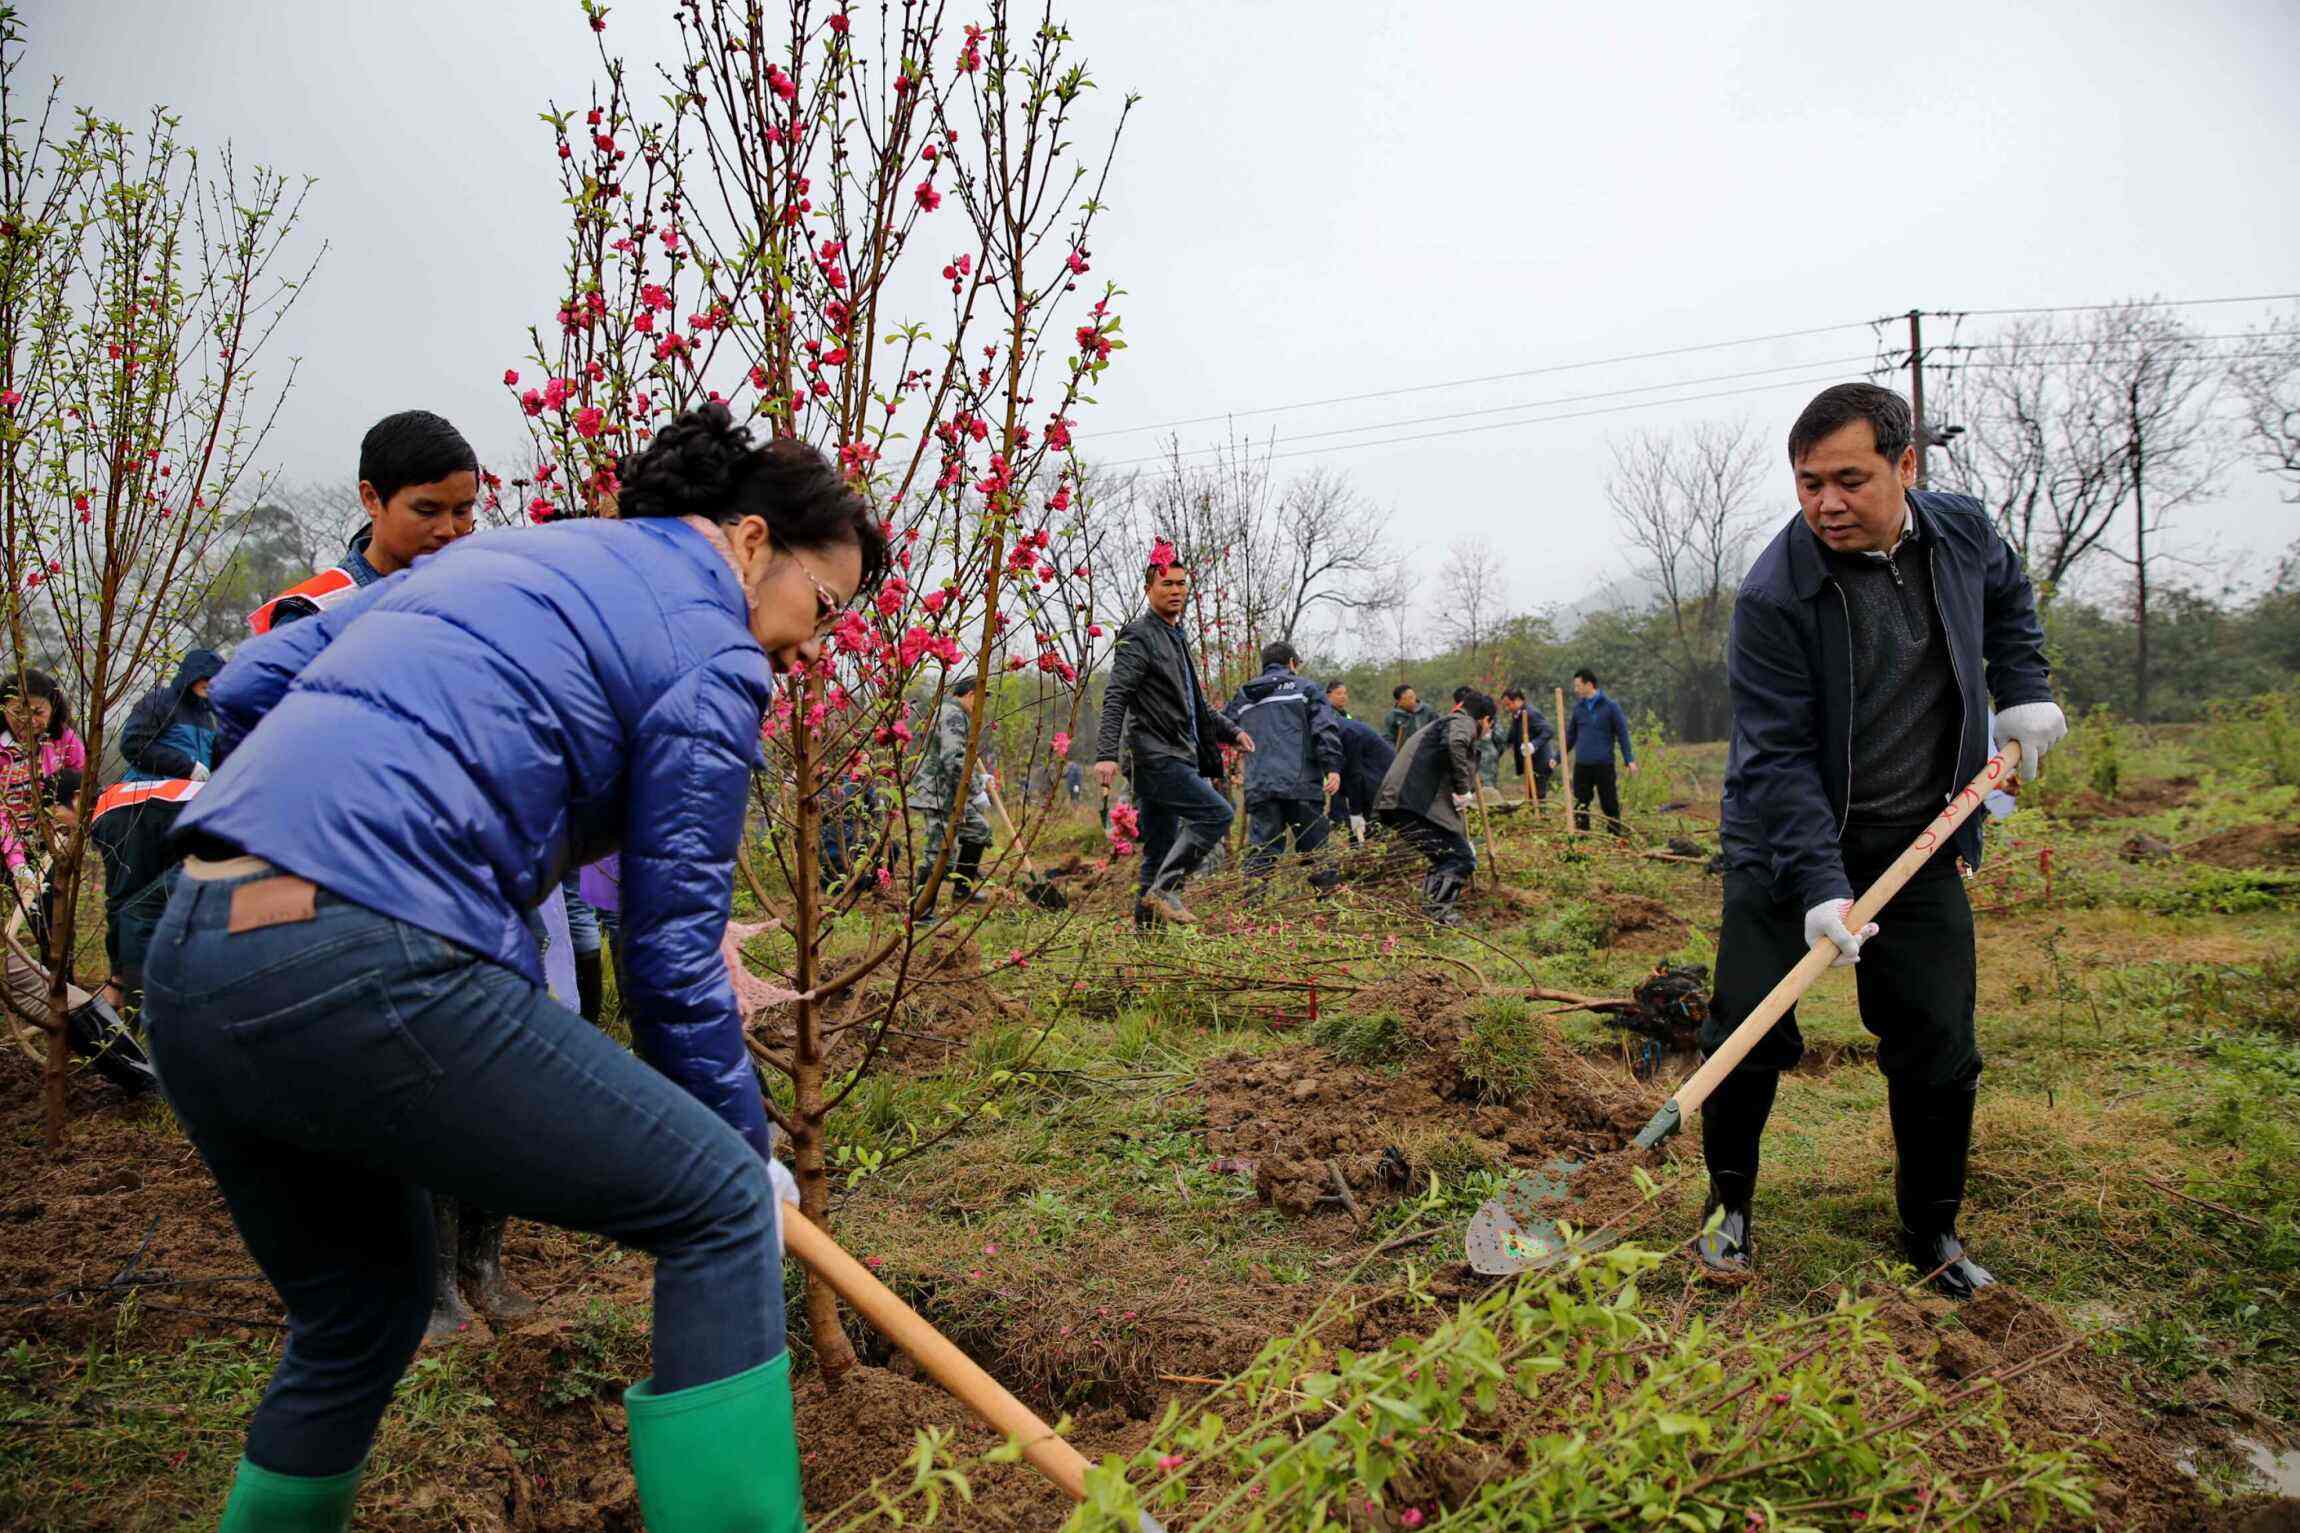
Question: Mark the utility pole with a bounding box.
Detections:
[1906,308,1929,488]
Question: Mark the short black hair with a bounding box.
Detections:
[1261,641,1298,670]
[1501,685,1525,701]
[1788,383,1913,466]
[1392,683,1413,701]
[619,404,889,594]
[1573,668,1599,687]
[0,667,69,739]
[1451,685,1472,703]
[43,767,82,807]
[360,410,479,506]
[951,674,979,697]
[1323,679,1346,695]
[1460,690,1497,723]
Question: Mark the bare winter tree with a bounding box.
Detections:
[1264,466,1404,646]
[2230,308,2300,501]
[1605,420,1765,740]
[1931,313,2129,599]
[1436,536,1509,683]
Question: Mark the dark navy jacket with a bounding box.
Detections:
[121,649,225,782]
[1223,664,1343,805]
[1332,714,1395,821]
[1566,690,1634,766]
[180,519,778,1160]
[1720,492,2052,910]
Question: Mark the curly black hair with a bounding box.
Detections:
[618,404,888,595]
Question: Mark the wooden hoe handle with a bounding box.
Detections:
[1632,741,2021,1149]
[780,1204,1105,1508]
[983,778,1041,879]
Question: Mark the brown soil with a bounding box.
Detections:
[1594,892,1690,951]
[1861,1280,2294,1532]
[1195,980,1665,1222]
[772,934,1025,1075]
[2183,823,2300,871]
[2054,776,2199,823]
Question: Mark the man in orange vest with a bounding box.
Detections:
[249,411,481,633]
[87,774,203,1007]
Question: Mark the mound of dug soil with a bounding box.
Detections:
[2183,823,2300,871]
[1594,892,1690,950]
[1195,989,1664,1220]
[2052,776,2198,823]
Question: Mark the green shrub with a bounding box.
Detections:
[1457,995,1542,1105]
[1312,1007,1414,1067]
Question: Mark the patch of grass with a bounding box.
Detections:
[1528,900,1606,955]
[1456,995,1543,1106]
[542,1297,649,1408]
[1310,1006,1413,1067]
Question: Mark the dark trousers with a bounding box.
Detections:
[1243,796,1330,877]
[1380,808,1476,915]
[1134,751,1234,897]
[1514,766,1552,804]
[1698,823,1980,1089]
[144,871,785,1479]
[1571,761,1626,836]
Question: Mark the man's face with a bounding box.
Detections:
[1504,695,1523,714]
[1326,684,1349,712]
[361,470,480,575]
[190,678,211,700]
[1397,688,1417,712]
[1572,677,1595,700]
[1146,566,1189,620]
[1795,419,1916,554]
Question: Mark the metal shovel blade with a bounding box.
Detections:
[1465,1155,1618,1275]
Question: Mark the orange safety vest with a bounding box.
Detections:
[246,566,362,636]
[90,777,202,826]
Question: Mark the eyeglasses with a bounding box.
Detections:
[795,560,847,636]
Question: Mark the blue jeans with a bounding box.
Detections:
[1133,752,1234,897]
[560,871,603,956]
[143,868,784,1479]
[1243,796,1330,878]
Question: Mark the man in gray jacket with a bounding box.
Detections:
[911,675,993,921]
[1223,642,1343,888]
[1375,690,1495,926]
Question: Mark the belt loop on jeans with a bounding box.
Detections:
[183,855,277,881]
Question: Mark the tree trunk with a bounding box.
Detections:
[2131,402,2150,721]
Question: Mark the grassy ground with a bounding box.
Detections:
[1,719,2294,1529]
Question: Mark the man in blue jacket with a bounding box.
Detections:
[1223,643,1342,888]
[1698,383,2066,1298]
[1565,668,1636,836]
[1323,680,1395,842]
[119,650,226,783]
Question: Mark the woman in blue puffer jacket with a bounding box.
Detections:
[143,405,884,1533]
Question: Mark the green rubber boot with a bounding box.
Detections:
[626,1352,804,1531]
[216,1456,363,1532]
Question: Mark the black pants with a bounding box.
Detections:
[1243,797,1329,877]
[1699,823,1980,1090]
[1515,767,1551,804]
[1571,762,1625,836]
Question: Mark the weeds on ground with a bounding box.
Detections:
[1455,996,1542,1106]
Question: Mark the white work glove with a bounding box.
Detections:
[190,762,211,782]
[767,1158,799,1262]
[1803,899,1878,967]
[1452,792,1474,812]
[1993,701,2066,783]
[1349,814,1366,842]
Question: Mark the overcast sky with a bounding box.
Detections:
[21,0,2300,644]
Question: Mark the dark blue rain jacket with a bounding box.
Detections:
[177,518,778,1159]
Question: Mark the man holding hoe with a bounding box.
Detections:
[1698,383,2065,1296]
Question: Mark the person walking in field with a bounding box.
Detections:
[1698,382,2065,1298]
[1223,642,1343,890]
[1094,548,1254,927]
[1374,690,1494,926]
[247,410,481,634]
[1566,667,1636,836]
[1382,682,1437,750]
[146,405,884,1533]
[910,674,994,923]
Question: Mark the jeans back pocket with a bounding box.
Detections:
[220,970,445,1143]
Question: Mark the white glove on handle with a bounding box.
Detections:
[767,1158,799,1262]
[1452,793,1475,812]
[190,762,211,782]
[1994,702,2066,783]
[1803,899,1878,968]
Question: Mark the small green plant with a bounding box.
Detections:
[543,1299,648,1408]
[1456,995,1543,1105]
[2087,703,2124,799]
[1312,1007,1414,1067]
[1530,900,1606,955]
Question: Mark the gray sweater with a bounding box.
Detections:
[1826,525,1960,829]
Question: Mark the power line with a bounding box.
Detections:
[1097,353,1877,471]
[1092,318,1876,440]
[1922,292,2300,321]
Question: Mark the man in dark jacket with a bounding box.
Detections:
[1324,681,1394,842]
[1565,668,1636,836]
[1500,686,1557,802]
[910,675,993,920]
[1698,383,2065,1298]
[1375,691,1493,926]
[1095,554,1254,925]
[1223,643,1342,887]
[1381,683,1438,750]
[119,649,225,783]
[86,775,203,1002]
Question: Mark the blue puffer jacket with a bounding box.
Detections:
[178,518,777,1160]
[1223,663,1343,804]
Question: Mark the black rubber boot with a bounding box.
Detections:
[424,1198,474,1342]
[573,948,604,1027]
[1421,871,1464,927]
[458,1209,539,1322]
[1693,1067,1778,1281]
[1889,1076,1996,1300]
[955,842,989,904]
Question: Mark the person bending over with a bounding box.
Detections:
[1374,691,1493,926]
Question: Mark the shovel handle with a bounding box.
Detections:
[781,1203,1096,1503]
[1634,741,2021,1149]
[983,778,1042,879]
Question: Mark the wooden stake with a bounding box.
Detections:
[1553,687,1574,835]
